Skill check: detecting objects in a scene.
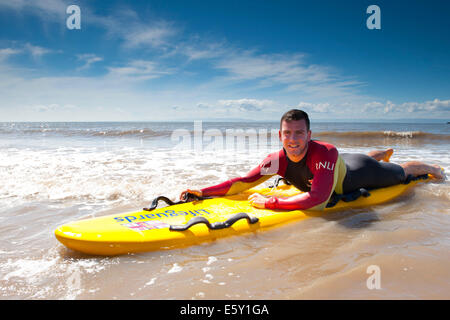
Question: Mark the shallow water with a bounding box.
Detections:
[0,121,449,299]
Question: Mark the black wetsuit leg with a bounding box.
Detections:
[341,153,406,193]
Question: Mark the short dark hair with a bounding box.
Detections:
[280,109,310,131]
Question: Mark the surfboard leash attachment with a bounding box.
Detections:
[169,212,259,231]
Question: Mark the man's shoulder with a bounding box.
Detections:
[309,140,337,152]
[307,140,339,170]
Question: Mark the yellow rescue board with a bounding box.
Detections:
[55,177,431,256]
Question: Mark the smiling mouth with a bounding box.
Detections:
[288,144,300,148]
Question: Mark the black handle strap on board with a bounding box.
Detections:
[269,177,292,188]
[143,193,210,211]
[403,174,429,184]
[326,173,429,208]
[169,212,259,231]
[326,188,371,208]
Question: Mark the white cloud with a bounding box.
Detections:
[182,43,226,61]
[207,50,369,108]
[0,58,186,121]
[0,0,68,21]
[363,101,384,112]
[123,23,176,49]
[363,99,450,115]
[106,60,175,81]
[196,103,212,109]
[85,8,177,50]
[0,1,177,51]
[76,54,103,70]
[297,102,333,113]
[170,38,229,62]
[218,99,280,112]
[0,43,55,63]
[214,52,332,86]
[31,103,75,112]
[401,99,450,113]
[0,48,22,61]
[296,99,450,119]
[24,43,53,58]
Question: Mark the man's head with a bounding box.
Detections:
[279,109,310,131]
[279,109,311,162]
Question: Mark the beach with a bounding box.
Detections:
[0,121,449,299]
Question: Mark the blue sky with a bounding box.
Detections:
[0,0,449,121]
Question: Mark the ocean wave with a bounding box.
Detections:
[90,128,171,138]
[0,128,173,139]
[313,131,450,141]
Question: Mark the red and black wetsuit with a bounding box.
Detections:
[201,140,347,211]
[200,140,407,211]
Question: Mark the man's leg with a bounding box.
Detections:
[366,149,443,179]
[342,153,406,193]
[400,161,444,180]
[341,152,445,194]
[367,148,394,162]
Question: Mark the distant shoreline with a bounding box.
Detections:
[0,119,449,124]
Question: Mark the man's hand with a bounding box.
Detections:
[180,189,202,200]
[248,193,268,209]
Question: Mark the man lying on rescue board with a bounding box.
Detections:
[180,109,445,211]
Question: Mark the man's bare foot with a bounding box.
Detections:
[401,161,445,180]
[430,165,445,180]
[383,148,394,162]
[368,148,394,162]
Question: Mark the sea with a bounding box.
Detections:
[0,121,449,299]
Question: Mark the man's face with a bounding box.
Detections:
[279,119,311,161]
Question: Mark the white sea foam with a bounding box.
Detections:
[0,144,278,208]
[205,274,214,280]
[145,277,157,286]
[168,263,183,273]
[1,143,448,211]
[1,257,59,282]
[207,256,218,265]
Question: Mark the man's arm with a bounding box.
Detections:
[195,150,284,197]
[200,164,273,197]
[264,170,336,210]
